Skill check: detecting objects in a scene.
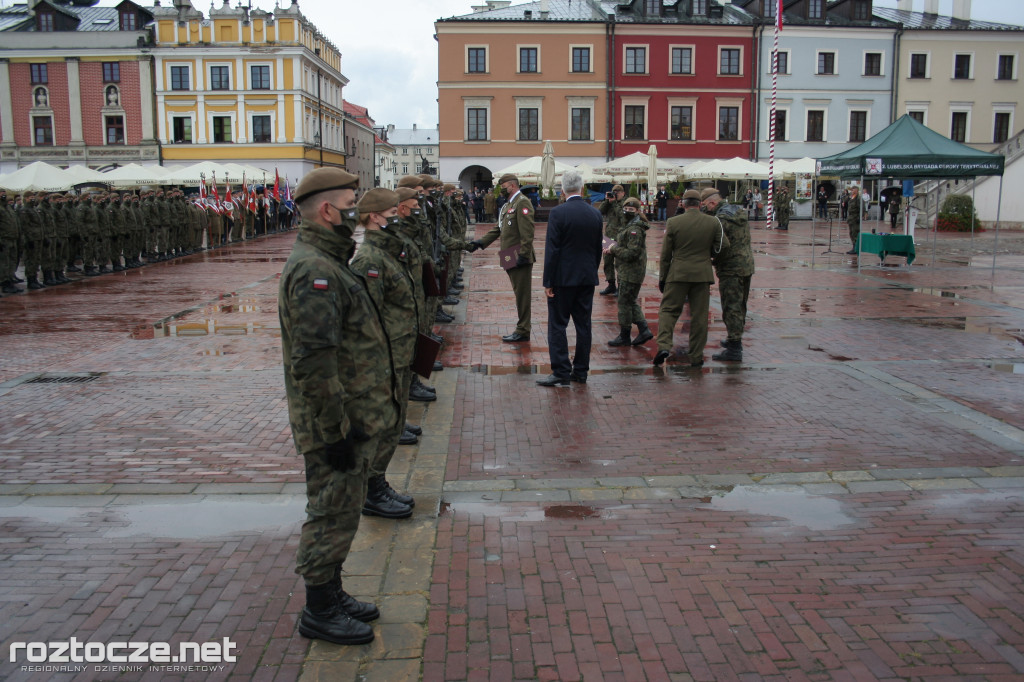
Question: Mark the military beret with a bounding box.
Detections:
[849,185,860,193]
[418,174,437,187]
[396,187,418,202]
[682,189,702,201]
[497,173,519,186]
[293,167,359,204]
[700,188,721,201]
[623,197,642,210]
[442,183,456,192]
[357,188,399,215]
[397,175,424,189]
[611,184,625,193]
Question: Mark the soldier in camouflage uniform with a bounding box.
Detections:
[846,186,861,255]
[598,184,627,295]
[703,188,755,362]
[61,193,79,274]
[0,190,22,294]
[50,194,71,283]
[773,185,791,231]
[393,186,430,440]
[280,167,399,646]
[93,194,112,273]
[106,193,126,271]
[19,193,46,289]
[349,188,419,519]
[606,197,653,347]
[141,191,159,262]
[76,193,100,276]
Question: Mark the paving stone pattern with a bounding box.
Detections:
[0,222,1022,681]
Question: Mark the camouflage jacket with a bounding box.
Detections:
[279,219,397,453]
[350,227,419,367]
[712,202,755,277]
[18,203,44,242]
[599,198,627,239]
[610,214,649,285]
[75,202,99,239]
[0,203,18,243]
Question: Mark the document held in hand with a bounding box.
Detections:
[412,333,442,379]
[498,243,521,270]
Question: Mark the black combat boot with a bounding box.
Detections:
[298,580,375,644]
[332,567,380,623]
[712,340,743,362]
[607,327,631,346]
[411,376,436,394]
[631,321,654,346]
[42,271,56,285]
[435,309,454,323]
[2,281,23,294]
[27,276,45,290]
[373,474,415,508]
[362,476,413,519]
[66,264,81,273]
[405,422,423,436]
[408,381,437,402]
[599,280,617,296]
[56,271,71,284]
[399,428,418,445]
[84,265,100,276]
[442,295,460,306]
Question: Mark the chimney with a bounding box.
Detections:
[540,0,549,18]
[896,0,912,11]
[951,0,971,20]
[923,0,938,14]
[412,123,417,131]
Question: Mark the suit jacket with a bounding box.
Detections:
[479,191,535,263]
[543,195,603,288]
[660,208,728,284]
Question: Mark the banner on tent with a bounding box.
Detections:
[795,173,813,200]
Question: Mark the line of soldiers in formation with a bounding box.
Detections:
[0,188,293,294]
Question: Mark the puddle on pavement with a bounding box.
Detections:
[153,319,280,338]
[988,362,1024,374]
[899,317,1017,337]
[709,486,855,531]
[0,497,305,538]
[544,504,599,519]
[469,364,777,376]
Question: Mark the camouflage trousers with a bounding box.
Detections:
[602,252,616,283]
[718,274,751,342]
[370,365,410,478]
[616,280,645,328]
[295,438,375,585]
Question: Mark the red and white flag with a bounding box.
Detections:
[273,168,281,201]
[210,172,220,203]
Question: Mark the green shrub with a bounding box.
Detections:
[935,194,982,232]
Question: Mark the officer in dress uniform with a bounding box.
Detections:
[469,173,535,342]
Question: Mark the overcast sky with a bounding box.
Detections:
[79,0,1024,130]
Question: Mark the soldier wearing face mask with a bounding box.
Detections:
[350,188,418,520]
[19,193,46,289]
[280,168,399,647]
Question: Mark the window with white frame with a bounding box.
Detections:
[625,46,646,74]
[950,111,969,142]
[568,97,595,141]
[953,54,972,80]
[997,54,1016,80]
[806,110,825,142]
[671,46,693,75]
[670,105,693,140]
[720,47,741,75]
[849,111,867,142]
[994,112,1011,143]
[624,105,645,140]
[817,51,836,75]
[212,116,233,143]
[571,46,591,73]
[467,108,488,141]
[719,106,739,140]
[251,115,272,143]
[172,116,192,143]
[864,52,883,76]
[519,47,538,73]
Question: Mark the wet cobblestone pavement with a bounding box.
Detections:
[0,221,1022,681]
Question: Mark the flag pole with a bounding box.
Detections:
[766,0,781,230]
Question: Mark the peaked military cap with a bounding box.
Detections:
[623,197,642,210]
[293,167,359,204]
[682,189,702,201]
[700,188,721,201]
[611,184,625,193]
[497,173,519,186]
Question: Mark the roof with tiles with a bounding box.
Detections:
[440,0,755,25]
[872,6,1024,31]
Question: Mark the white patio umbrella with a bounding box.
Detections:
[646,145,660,191]
[493,156,574,184]
[0,161,77,192]
[575,163,613,184]
[540,141,556,194]
[774,157,816,177]
[98,163,172,188]
[593,151,683,183]
[62,165,108,185]
[682,160,715,179]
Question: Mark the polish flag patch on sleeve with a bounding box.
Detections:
[312,278,329,290]
[522,207,529,215]
[367,269,380,278]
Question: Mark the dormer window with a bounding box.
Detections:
[763,0,775,19]
[692,0,707,16]
[852,0,871,20]
[119,10,137,30]
[37,11,55,31]
[645,0,661,16]
[808,0,823,19]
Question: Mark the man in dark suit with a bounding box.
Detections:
[536,169,603,387]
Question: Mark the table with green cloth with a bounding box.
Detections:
[857,233,915,264]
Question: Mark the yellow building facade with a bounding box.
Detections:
[152,0,347,180]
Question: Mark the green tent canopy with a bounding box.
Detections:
[816,115,1004,178]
